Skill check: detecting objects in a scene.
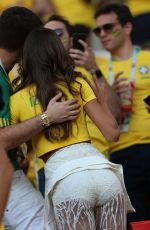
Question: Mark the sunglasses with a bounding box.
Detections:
[53,28,64,37]
[93,22,120,36]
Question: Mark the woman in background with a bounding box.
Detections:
[10,28,134,230]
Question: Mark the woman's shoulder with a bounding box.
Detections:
[57,76,90,92]
[74,75,91,87]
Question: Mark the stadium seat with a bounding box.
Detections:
[129,220,150,230]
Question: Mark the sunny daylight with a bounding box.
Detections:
[0,1,150,230]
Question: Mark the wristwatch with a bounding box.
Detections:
[40,113,50,127]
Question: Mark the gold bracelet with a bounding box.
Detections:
[40,113,50,127]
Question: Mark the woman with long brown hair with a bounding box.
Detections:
[10,27,134,229]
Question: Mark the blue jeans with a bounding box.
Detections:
[38,168,45,197]
[110,144,150,223]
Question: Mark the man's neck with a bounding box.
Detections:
[111,40,134,61]
[0,48,18,73]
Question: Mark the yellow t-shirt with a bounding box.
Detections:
[9,65,44,185]
[101,50,150,153]
[0,0,32,12]
[51,0,96,28]
[26,150,38,188]
[126,0,150,16]
[76,66,110,155]
[10,77,96,157]
[0,224,5,230]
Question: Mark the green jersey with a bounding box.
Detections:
[0,64,19,170]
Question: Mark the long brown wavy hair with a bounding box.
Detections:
[13,27,83,142]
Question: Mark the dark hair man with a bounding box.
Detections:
[93,3,150,224]
[0,7,80,228]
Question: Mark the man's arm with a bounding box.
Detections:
[69,40,121,119]
[0,93,80,151]
[0,148,14,222]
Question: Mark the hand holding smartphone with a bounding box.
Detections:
[72,33,86,51]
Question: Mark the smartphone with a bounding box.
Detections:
[72,33,86,51]
[144,95,150,105]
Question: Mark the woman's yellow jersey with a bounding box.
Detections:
[76,66,110,156]
[10,77,96,157]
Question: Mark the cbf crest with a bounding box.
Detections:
[139,65,149,75]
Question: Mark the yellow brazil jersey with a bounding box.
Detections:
[76,66,110,156]
[0,224,5,230]
[9,64,19,84]
[0,0,32,13]
[100,50,150,153]
[26,150,38,188]
[10,77,96,157]
[51,0,96,28]
[126,0,150,16]
[26,151,44,187]
[9,65,41,185]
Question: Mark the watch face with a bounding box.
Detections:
[44,117,49,125]
[41,114,50,126]
[43,117,49,126]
